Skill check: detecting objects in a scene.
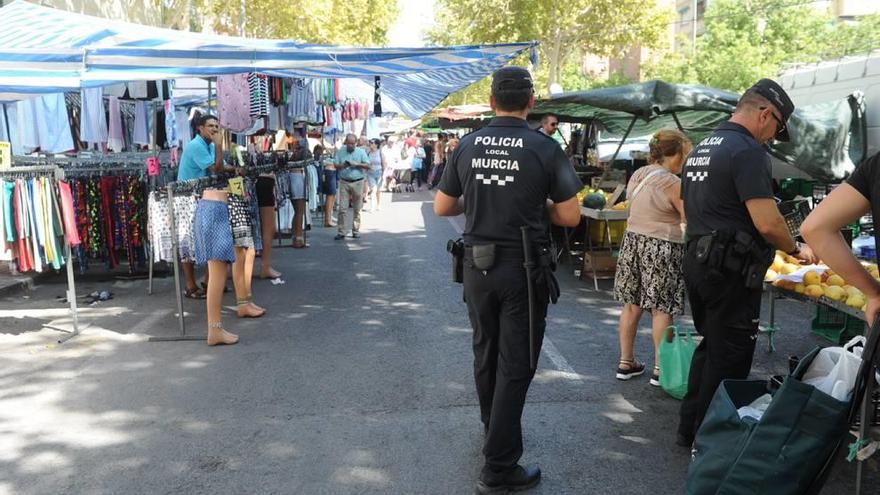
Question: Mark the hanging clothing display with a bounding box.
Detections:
[248,73,269,118]
[0,176,70,273]
[69,174,147,272]
[217,73,253,133]
[174,109,192,147]
[79,88,108,146]
[164,100,177,148]
[147,191,198,263]
[133,101,150,146]
[108,96,125,153]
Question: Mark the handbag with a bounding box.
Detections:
[657,326,696,400]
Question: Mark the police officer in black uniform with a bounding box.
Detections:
[434,67,581,494]
[677,79,818,446]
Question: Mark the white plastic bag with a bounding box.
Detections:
[802,336,865,401]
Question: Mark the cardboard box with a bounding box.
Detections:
[581,251,617,280]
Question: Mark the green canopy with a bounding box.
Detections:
[531,80,866,181]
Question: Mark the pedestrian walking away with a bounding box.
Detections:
[434,66,581,494]
[677,78,818,447]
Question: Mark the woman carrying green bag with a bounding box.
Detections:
[614,130,692,385]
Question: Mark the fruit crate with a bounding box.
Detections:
[810,304,866,344]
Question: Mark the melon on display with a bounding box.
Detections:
[583,192,607,209]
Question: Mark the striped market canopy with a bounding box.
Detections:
[0,1,535,117]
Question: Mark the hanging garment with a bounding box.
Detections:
[80,88,108,146]
[217,73,253,132]
[133,101,150,146]
[57,181,81,247]
[35,93,76,153]
[0,179,10,261]
[164,100,177,148]
[107,96,125,152]
[247,73,269,118]
[13,180,32,272]
[174,109,192,146]
[127,81,148,99]
[174,195,198,262]
[147,191,173,262]
[16,98,40,150]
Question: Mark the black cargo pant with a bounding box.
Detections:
[678,241,762,439]
[463,256,548,474]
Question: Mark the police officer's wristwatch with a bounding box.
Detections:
[787,241,801,256]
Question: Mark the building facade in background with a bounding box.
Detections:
[600,0,880,84]
[15,0,198,31]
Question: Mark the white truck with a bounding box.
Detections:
[776,51,880,178]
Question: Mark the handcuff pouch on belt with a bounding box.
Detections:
[694,230,773,290]
[469,244,497,271]
[447,238,464,284]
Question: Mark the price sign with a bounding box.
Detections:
[0,142,10,170]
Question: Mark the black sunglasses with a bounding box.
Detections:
[760,107,785,133]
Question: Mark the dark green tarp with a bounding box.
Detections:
[531,80,867,181]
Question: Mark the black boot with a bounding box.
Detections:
[476,465,541,494]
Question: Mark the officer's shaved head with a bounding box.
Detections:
[735,90,774,114]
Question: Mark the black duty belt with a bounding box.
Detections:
[464,245,525,261]
[340,177,364,183]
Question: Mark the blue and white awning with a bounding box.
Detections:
[0,1,536,116]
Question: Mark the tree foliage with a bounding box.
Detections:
[208,0,399,45]
[646,0,880,92]
[430,0,670,94]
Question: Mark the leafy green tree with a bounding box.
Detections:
[646,0,880,92]
[430,0,670,92]
[208,0,399,45]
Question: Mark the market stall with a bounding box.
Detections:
[0,0,539,342]
[535,80,868,289]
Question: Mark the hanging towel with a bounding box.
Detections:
[80,87,108,146]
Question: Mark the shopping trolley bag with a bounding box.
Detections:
[686,318,880,495]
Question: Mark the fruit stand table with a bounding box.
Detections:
[763,283,866,353]
[580,206,629,291]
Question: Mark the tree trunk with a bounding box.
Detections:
[547,28,563,91]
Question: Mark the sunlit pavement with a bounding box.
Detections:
[0,190,875,494]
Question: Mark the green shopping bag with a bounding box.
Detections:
[658,326,697,400]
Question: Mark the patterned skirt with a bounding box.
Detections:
[193,199,235,265]
[227,194,255,249]
[613,230,686,316]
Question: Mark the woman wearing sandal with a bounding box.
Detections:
[613,130,691,385]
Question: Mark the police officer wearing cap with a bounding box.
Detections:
[677,79,819,446]
[434,67,581,493]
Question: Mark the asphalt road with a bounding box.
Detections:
[0,190,876,494]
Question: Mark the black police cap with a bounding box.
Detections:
[491,66,534,93]
[746,78,794,142]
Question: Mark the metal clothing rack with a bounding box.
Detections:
[0,165,82,344]
[147,160,311,342]
[148,174,229,342]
